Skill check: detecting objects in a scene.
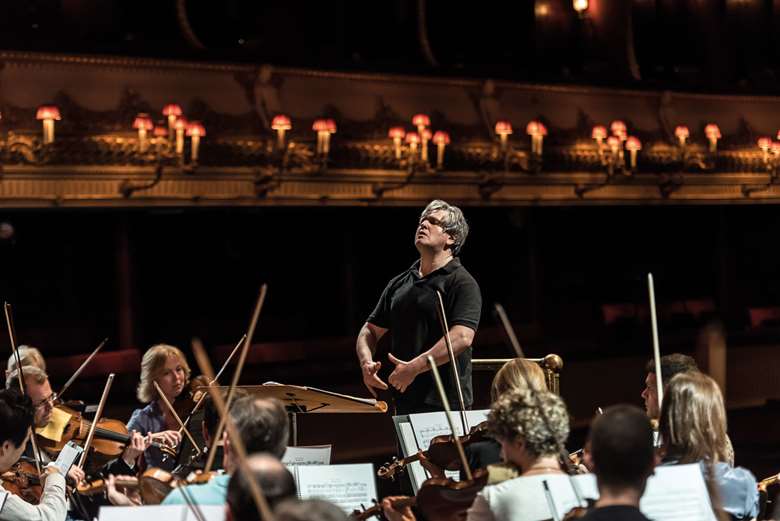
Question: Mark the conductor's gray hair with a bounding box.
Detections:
[420,200,469,255]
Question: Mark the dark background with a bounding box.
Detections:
[0,204,774,358]
[3,0,780,94]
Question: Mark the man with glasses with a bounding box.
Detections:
[5,367,148,502]
[355,200,482,414]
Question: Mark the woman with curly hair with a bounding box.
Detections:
[465,388,570,521]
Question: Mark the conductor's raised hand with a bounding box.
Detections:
[361,360,388,398]
[388,353,420,393]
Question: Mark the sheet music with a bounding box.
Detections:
[639,464,717,521]
[398,422,429,493]
[294,463,377,514]
[408,410,490,450]
[99,505,224,521]
[479,474,597,521]
[282,445,331,466]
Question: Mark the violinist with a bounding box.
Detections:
[640,354,734,465]
[161,396,289,506]
[0,387,67,521]
[126,345,188,470]
[418,358,548,481]
[466,358,547,475]
[576,405,654,521]
[383,388,570,521]
[356,200,482,415]
[466,388,569,521]
[5,367,85,486]
[226,453,296,521]
[658,372,758,520]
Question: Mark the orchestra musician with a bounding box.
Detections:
[5,366,147,485]
[417,358,548,480]
[356,199,482,415]
[658,371,758,520]
[126,344,190,470]
[383,388,570,521]
[578,405,655,521]
[640,353,734,465]
[0,387,67,521]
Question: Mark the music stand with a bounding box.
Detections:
[208,383,388,445]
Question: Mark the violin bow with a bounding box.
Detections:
[77,373,115,470]
[192,338,275,521]
[4,302,42,475]
[153,381,201,457]
[57,337,108,402]
[179,333,247,433]
[178,482,208,521]
[203,284,267,474]
[493,303,526,358]
[493,302,582,481]
[647,274,664,408]
[427,355,473,481]
[434,290,469,435]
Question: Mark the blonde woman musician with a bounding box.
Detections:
[126,344,187,470]
[658,371,758,520]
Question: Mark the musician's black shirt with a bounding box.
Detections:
[367,258,481,413]
[578,506,650,521]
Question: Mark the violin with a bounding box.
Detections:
[133,467,220,505]
[1,460,42,504]
[76,476,139,497]
[35,403,176,467]
[353,468,488,521]
[378,421,490,480]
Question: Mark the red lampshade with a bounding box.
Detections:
[162,104,183,117]
[312,119,329,132]
[675,126,690,139]
[607,136,620,148]
[758,137,772,151]
[495,121,513,136]
[132,113,154,131]
[412,114,430,128]
[772,142,780,155]
[610,120,626,136]
[432,131,450,145]
[591,126,607,140]
[625,136,642,151]
[705,124,721,139]
[405,132,421,144]
[174,117,189,130]
[526,121,547,137]
[325,119,337,133]
[153,125,168,138]
[186,121,206,137]
[36,105,61,121]
[271,115,292,130]
[421,129,432,141]
[388,127,406,140]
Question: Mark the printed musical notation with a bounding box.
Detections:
[282,445,331,466]
[294,463,377,514]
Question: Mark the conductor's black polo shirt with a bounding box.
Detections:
[367,257,482,414]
